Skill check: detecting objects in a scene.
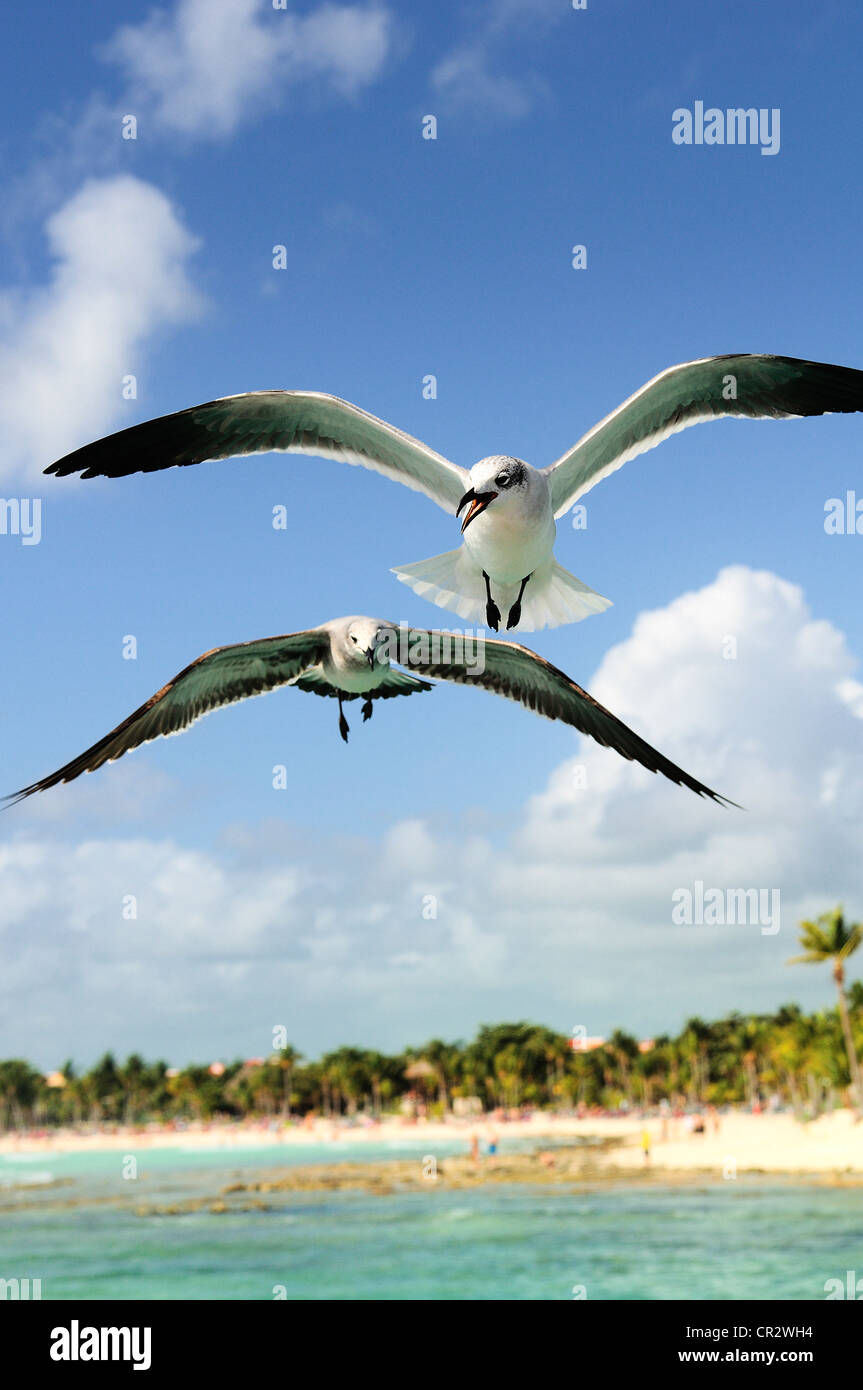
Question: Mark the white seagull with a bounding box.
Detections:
[3,618,735,806]
[45,355,863,632]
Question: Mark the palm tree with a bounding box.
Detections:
[521,1026,570,1109]
[0,1060,41,1130]
[321,1048,367,1117]
[607,1030,639,1107]
[361,1051,387,1119]
[89,1052,122,1122]
[788,908,863,1115]
[493,1044,526,1110]
[119,1054,147,1125]
[249,1063,280,1116]
[737,1017,768,1109]
[276,1046,303,1120]
[767,1017,807,1118]
[679,1018,712,1105]
[639,1036,673,1106]
[413,1039,458,1115]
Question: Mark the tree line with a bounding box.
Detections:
[1,908,860,1129]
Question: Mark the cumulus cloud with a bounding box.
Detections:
[0,176,202,484]
[102,0,394,137]
[4,567,863,1065]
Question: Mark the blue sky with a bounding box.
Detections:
[2,0,863,1068]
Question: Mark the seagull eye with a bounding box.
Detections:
[495,473,510,488]
[350,635,357,643]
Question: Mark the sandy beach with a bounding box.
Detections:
[2,1109,862,1178]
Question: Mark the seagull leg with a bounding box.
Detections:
[362,697,374,722]
[506,573,532,630]
[337,695,350,743]
[482,571,501,631]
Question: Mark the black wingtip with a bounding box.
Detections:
[0,776,58,808]
[1,789,32,811]
[43,452,86,477]
[704,789,744,810]
[43,455,94,479]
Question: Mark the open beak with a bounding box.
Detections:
[456,488,498,534]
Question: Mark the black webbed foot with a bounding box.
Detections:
[362,699,374,722]
[506,574,531,630]
[338,696,350,743]
[482,571,500,631]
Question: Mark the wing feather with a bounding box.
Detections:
[405,631,736,804]
[546,355,863,517]
[4,629,328,803]
[45,391,468,514]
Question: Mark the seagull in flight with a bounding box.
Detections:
[2,618,735,806]
[45,355,863,632]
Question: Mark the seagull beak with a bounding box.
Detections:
[365,647,376,668]
[457,488,498,533]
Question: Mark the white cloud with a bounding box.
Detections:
[4,566,863,1065]
[431,47,538,121]
[0,176,202,484]
[430,0,560,119]
[102,0,394,138]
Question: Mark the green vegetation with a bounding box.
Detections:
[788,906,863,1114]
[1,910,861,1130]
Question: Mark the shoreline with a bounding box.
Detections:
[2,1110,862,1179]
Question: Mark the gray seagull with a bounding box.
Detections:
[44,354,863,631]
[3,618,735,806]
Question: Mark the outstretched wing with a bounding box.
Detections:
[546,355,863,518]
[45,391,469,514]
[404,630,736,805]
[4,629,329,804]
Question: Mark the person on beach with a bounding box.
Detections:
[469,1133,481,1165]
[641,1128,651,1164]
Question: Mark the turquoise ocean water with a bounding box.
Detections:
[1,1140,860,1300]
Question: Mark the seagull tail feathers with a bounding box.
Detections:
[392,551,612,632]
[518,560,613,632]
[392,548,490,624]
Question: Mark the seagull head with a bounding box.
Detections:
[457,456,528,532]
[345,617,394,668]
